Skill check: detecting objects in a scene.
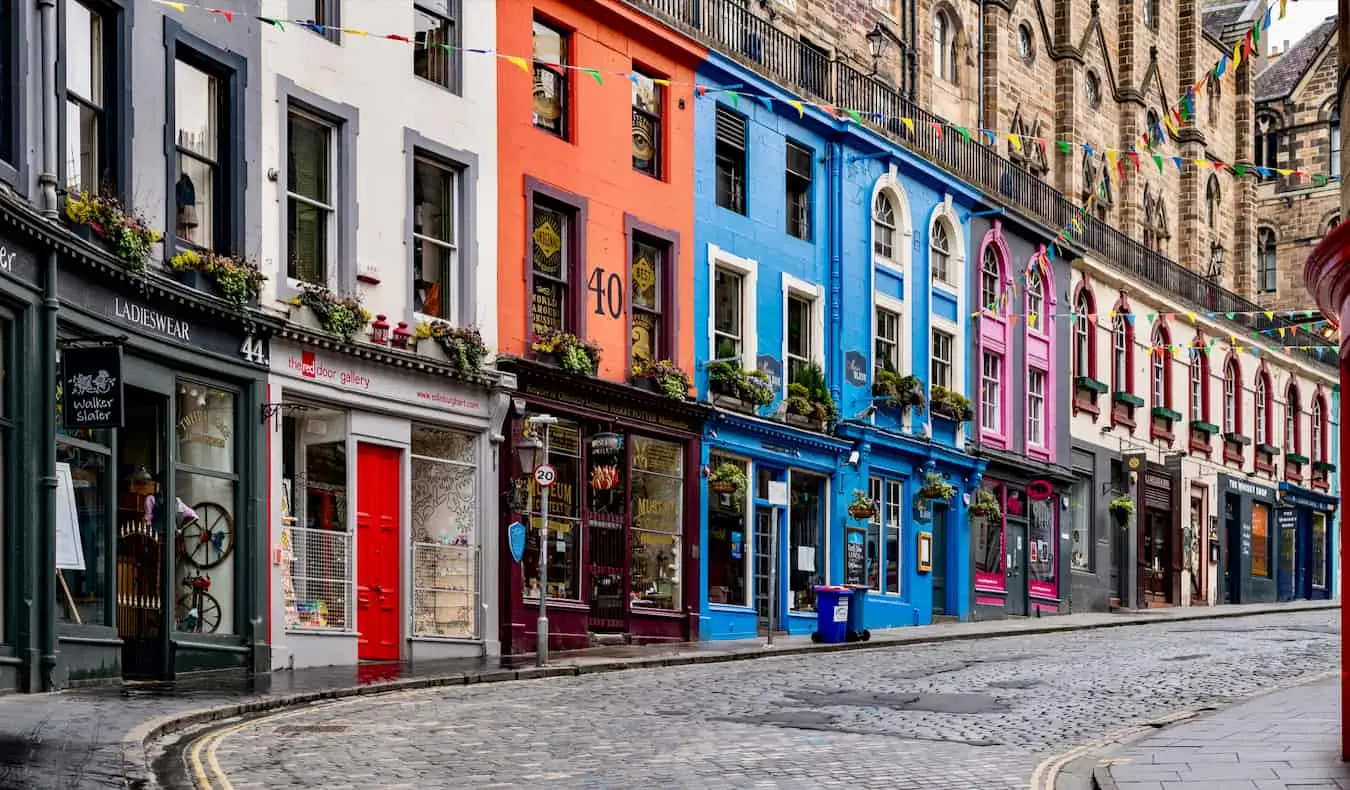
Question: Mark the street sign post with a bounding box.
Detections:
[534,463,557,488]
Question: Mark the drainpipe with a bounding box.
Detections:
[976,0,985,130]
[37,0,60,691]
[828,140,844,412]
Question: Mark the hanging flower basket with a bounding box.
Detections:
[969,488,1002,521]
[918,472,956,501]
[1109,495,1135,522]
[708,462,748,497]
[846,490,877,519]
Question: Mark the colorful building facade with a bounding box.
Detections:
[494,0,710,654]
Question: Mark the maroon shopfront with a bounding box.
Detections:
[497,358,709,654]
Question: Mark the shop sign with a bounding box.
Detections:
[1027,480,1053,501]
[522,383,694,432]
[844,526,866,586]
[507,521,527,563]
[1220,475,1275,500]
[285,346,485,416]
[913,496,932,524]
[1278,487,1338,512]
[755,354,782,394]
[589,432,624,456]
[1277,508,1298,536]
[61,345,123,429]
[844,351,867,387]
[0,240,38,286]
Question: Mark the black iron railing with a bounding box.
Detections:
[630,0,1336,365]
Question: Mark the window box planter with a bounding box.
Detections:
[1223,432,1252,446]
[167,249,267,310]
[532,331,600,377]
[706,361,775,410]
[713,394,757,415]
[873,370,924,410]
[1189,420,1220,435]
[1075,376,1109,394]
[1256,442,1282,456]
[1151,406,1182,422]
[930,385,975,423]
[1285,452,1310,465]
[1112,392,1145,408]
[631,359,691,400]
[1313,460,1337,473]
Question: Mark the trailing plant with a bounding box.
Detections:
[707,361,775,407]
[418,320,490,378]
[166,249,267,309]
[929,385,975,422]
[65,191,163,271]
[531,330,601,376]
[1108,495,1136,516]
[918,472,956,501]
[287,283,371,341]
[872,370,925,409]
[785,363,836,424]
[632,358,691,400]
[708,462,748,495]
[847,489,877,519]
[969,488,1002,521]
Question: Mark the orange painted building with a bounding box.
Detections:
[494,0,711,655]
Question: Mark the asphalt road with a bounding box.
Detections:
[166,609,1340,790]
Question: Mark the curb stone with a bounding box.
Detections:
[119,601,1339,788]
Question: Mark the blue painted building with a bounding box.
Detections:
[693,51,985,641]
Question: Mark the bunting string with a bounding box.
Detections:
[149,0,1338,187]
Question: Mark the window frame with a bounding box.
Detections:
[930,217,953,284]
[1111,310,1133,394]
[1223,357,1241,435]
[980,350,1002,433]
[1285,383,1301,455]
[165,22,246,259]
[274,78,359,298]
[525,177,589,342]
[408,424,483,639]
[1189,342,1209,423]
[931,328,954,390]
[413,0,462,94]
[1072,285,1096,380]
[872,192,896,260]
[625,215,680,371]
[292,0,342,44]
[1150,326,1171,412]
[0,0,24,185]
[285,107,338,286]
[1205,174,1221,227]
[531,16,571,140]
[706,243,758,374]
[1255,369,1271,446]
[1257,227,1278,294]
[785,139,814,241]
[782,273,824,394]
[405,129,478,327]
[707,453,753,608]
[1311,395,1325,463]
[631,66,664,179]
[1027,368,1046,447]
[714,104,747,215]
[874,302,901,374]
[59,0,129,198]
[1330,106,1341,177]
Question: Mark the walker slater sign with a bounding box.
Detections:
[60,345,124,429]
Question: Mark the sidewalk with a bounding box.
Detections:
[0,599,1334,790]
[1092,675,1350,790]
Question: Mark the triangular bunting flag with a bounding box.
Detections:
[788,100,804,118]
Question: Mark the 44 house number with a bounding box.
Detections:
[239,335,268,365]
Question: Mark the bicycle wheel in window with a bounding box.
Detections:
[175,591,222,633]
[180,502,235,569]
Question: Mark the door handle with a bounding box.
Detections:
[373,584,384,593]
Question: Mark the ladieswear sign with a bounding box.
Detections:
[61,345,124,429]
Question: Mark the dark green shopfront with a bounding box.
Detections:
[0,201,274,693]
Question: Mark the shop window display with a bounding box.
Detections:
[55,441,111,626]
[1069,480,1091,570]
[522,417,581,601]
[174,382,238,635]
[281,405,354,630]
[1312,513,1327,589]
[975,483,1004,580]
[1251,502,1270,578]
[788,472,825,612]
[1028,496,1056,596]
[629,436,683,610]
[411,425,479,638]
[706,456,749,607]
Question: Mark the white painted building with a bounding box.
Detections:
[1066,259,1339,613]
[256,1,509,669]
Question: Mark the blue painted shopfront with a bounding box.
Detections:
[1276,483,1337,601]
[692,51,986,639]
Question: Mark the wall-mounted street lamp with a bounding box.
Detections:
[1204,241,1226,280]
[865,23,902,76]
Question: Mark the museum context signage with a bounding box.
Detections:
[281,344,485,415]
[60,345,124,429]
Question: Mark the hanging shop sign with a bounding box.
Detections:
[589,432,624,455]
[507,521,527,563]
[844,351,867,387]
[1027,480,1053,501]
[60,344,124,429]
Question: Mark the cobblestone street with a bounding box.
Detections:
[170,609,1339,790]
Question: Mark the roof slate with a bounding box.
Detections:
[1255,16,1338,103]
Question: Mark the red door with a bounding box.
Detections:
[357,443,402,661]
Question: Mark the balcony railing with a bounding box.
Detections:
[631,0,1335,366]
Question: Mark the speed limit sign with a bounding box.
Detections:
[533,463,557,488]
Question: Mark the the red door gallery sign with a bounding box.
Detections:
[1027,480,1054,501]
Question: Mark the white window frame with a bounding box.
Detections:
[1312,398,1323,462]
[1072,295,1090,378]
[1027,368,1046,447]
[931,328,953,390]
[874,302,901,373]
[782,273,824,395]
[706,244,758,374]
[883,478,903,597]
[927,197,965,298]
[925,198,967,416]
[1190,349,1205,421]
[981,351,1002,432]
[286,107,339,289]
[1223,364,1237,434]
[871,166,913,278]
[1254,374,1267,445]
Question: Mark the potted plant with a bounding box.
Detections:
[930,385,975,422]
[287,283,371,341]
[166,250,267,310]
[872,370,925,409]
[64,191,163,271]
[632,358,691,400]
[1108,494,1136,522]
[531,330,601,376]
[417,320,491,378]
[847,490,877,519]
[969,488,1002,521]
[784,363,836,429]
[917,472,956,501]
[707,361,775,411]
[708,462,748,496]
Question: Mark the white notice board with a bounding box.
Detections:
[55,462,87,571]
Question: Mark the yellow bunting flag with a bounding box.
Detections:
[155,0,186,9]
[787,100,804,118]
[1280,0,1288,17]
[1233,40,1243,68]
[1009,134,1022,153]
[504,56,529,73]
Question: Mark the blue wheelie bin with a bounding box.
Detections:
[845,585,871,642]
[810,586,852,644]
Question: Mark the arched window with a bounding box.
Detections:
[1073,287,1094,379]
[980,246,1001,311]
[1112,311,1131,393]
[1205,175,1221,227]
[1143,186,1169,252]
[1286,383,1302,454]
[1189,342,1208,422]
[1256,114,1281,169]
[930,218,952,283]
[1311,396,1325,463]
[872,192,896,260]
[1257,227,1277,294]
[1330,106,1341,177]
[1150,326,1170,412]
[1025,261,1044,328]
[1254,371,1269,446]
[1223,358,1240,434]
[1146,110,1161,147]
[934,10,959,84]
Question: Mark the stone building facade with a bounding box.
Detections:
[1254,18,1341,311]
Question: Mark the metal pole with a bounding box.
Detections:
[767,506,778,647]
[536,421,552,667]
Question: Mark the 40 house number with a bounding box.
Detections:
[588,267,623,318]
[239,335,267,365]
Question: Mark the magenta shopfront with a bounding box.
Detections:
[973,467,1069,618]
